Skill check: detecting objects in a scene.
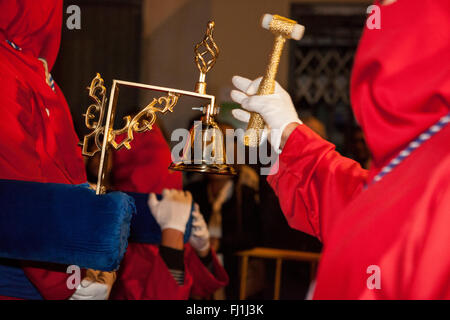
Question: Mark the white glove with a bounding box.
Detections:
[189,204,210,253]
[230,75,302,152]
[69,279,109,300]
[148,189,192,233]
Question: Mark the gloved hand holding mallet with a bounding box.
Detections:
[233,14,305,149]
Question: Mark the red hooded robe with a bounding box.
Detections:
[0,0,87,299]
[268,0,450,299]
[110,126,228,300]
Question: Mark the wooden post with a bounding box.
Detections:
[274,258,283,300]
[239,255,249,300]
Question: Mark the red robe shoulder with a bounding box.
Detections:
[268,124,450,299]
[0,42,87,300]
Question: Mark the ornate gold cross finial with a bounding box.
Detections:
[194,21,219,94]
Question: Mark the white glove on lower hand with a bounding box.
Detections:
[189,204,210,253]
[230,75,302,152]
[69,279,109,300]
[148,189,192,233]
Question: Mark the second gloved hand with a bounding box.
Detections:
[69,270,116,300]
[230,75,302,152]
[148,189,192,233]
[189,204,210,253]
[69,280,109,300]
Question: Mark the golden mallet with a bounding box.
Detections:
[244,14,305,147]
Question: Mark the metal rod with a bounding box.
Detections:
[96,81,119,195]
[274,258,283,300]
[113,79,215,105]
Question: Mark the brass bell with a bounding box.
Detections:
[169,104,236,175]
[170,20,235,175]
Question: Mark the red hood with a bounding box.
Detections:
[351,0,450,175]
[0,0,62,70]
[112,125,183,194]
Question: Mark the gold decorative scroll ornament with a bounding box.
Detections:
[108,93,179,150]
[82,74,180,157]
[81,74,107,157]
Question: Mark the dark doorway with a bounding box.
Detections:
[53,0,143,139]
[289,3,367,156]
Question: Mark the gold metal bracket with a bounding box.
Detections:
[81,76,216,195]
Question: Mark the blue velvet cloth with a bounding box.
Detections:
[127,192,193,244]
[0,180,193,299]
[0,179,135,272]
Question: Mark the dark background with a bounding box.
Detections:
[53,0,143,140]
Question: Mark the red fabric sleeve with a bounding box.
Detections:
[0,62,77,300]
[406,173,450,299]
[111,243,193,300]
[0,45,86,184]
[186,245,229,297]
[0,69,42,181]
[267,125,368,242]
[112,244,229,299]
